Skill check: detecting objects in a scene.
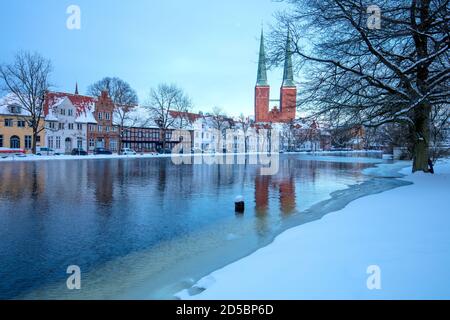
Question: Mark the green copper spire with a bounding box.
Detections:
[256,28,268,86]
[282,30,295,87]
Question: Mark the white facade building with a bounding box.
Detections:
[45,94,97,154]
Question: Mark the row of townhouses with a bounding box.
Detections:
[0,90,193,154]
[1,85,332,155]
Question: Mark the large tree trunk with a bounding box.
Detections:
[412,103,431,173]
[32,127,38,154]
[161,128,166,152]
[118,126,123,155]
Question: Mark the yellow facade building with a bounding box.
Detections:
[0,95,44,153]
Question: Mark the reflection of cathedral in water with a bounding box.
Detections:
[255,174,296,215]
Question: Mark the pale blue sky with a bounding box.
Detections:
[0,0,291,116]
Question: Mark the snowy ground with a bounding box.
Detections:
[176,159,450,300]
[0,153,173,162]
[0,150,383,163]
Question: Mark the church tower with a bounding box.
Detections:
[255,29,270,123]
[254,28,297,123]
[280,30,297,121]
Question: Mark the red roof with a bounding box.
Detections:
[169,110,202,123]
[45,91,97,116]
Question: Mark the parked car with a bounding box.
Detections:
[36,147,59,156]
[158,148,172,154]
[93,147,112,155]
[0,148,26,157]
[71,148,88,156]
[120,148,136,155]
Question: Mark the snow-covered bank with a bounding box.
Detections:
[0,153,173,162]
[0,150,383,163]
[177,159,450,300]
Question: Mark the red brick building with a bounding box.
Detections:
[87,91,119,152]
[255,30,296,123]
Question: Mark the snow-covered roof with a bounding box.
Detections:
[45,92,97,124]
[0,93,33,117]
[44,108,59,122]
[75,111,97,124]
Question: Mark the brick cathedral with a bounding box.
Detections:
[254,30,296,123]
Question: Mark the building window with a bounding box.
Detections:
[77,138,83,149]
[36,136,41,143]
[0,135,3,147]
[60,109,66,115]
[77,123,83,130]
[48,137,54,149]
[4,119,13,127]
[110,139,117,151]
[89,138,95,148]
[152,131,160,140]
[105,113,110,120]
[98,112,103,120]
[68,109,73,116]
[98,125,103,132]
[17,120,26,128]
[58,123,64,130]
[25,135,32,149]
[49,122,56,130]
[106,126,110,133]
[89,124,95,132]
[68,123,74,130]
[112,126,117,132]
[56,136,61,149]
[8,104,22,114]
[10,136,20,149]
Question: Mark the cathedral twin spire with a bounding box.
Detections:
[256,29,268,86]
[256,28,295,87]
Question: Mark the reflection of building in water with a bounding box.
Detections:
[279,177,296,214]
[255,176,270,215]
[88,160,115,206]
[255,174,296,215]
[0,162,46,199]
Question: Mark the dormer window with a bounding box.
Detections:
[7,104,21,114]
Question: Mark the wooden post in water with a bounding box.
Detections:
[235,195,245,213]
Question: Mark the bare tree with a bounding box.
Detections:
[377,122,414,155]
[87,77,138,153]
[281,120,298,151]
[268,0,449,172]
[430,104,450,161]
[144,83,191,151]
[329,126,358,150]
[171,95,194,130]
[0,52,52,154]
[209,106,231,153]
[237,113,252,152]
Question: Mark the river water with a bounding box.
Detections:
[0,153,408,299]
